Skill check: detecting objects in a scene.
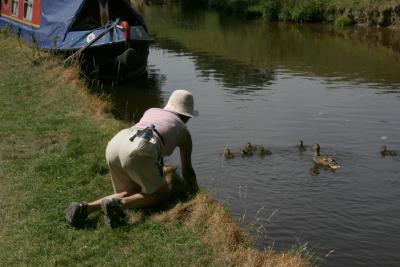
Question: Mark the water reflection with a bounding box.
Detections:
[106,68,166,122]
[309,164,337,176]
[141,5,400,89]
[155,37,275,93]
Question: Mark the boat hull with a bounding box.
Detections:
[81,40,150,82]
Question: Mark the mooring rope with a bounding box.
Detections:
[63,19,120,66]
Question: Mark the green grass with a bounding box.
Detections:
[259,0,399,22]
[175,0,400,24]
[0,36,216,266]
[334,15,354,27]
[0,28,8,37]
[326,0,397,9]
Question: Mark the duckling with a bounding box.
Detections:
[245,142,255,151]
[298,140,306,152]
[380,146,397,157]
[241,142,255,157]
[223,148,235,159]
[311,143,340,170]
[255,145,272,156]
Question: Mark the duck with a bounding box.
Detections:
[241,142,255,157]
[311,143,340,170]
[380,146,397,157]
[297,140,306,152]
[255,145,272,156]
[223,148,235,159]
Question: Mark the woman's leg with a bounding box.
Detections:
[87,191,132,213]
[119,182,171,210]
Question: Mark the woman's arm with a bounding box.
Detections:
[179,129,199,195]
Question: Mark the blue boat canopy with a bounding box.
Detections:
[41,0,87,46]
[1,0,146,49]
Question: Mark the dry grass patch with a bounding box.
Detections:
[153,170,311,267]
[38,54,117,127]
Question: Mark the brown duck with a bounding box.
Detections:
[311,144,340,169]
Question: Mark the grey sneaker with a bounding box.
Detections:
[101,198,126,228]
[66,202,88,227]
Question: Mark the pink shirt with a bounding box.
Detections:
[134,108,187,156]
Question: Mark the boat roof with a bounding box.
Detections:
[0,0,145,49]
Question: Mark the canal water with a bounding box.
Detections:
[111,5,400,267]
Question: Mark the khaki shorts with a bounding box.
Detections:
[105,127,164,195]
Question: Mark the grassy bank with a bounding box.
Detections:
[149,0,400,27]
[0,33,310,266]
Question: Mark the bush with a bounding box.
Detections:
[208,0,228,9]
[290,0,324,23]
[208,0,250,12]
[181,0,208,7]
[226,0,250,12]
[261,0,281,21]
[0,27,10,38]
[334,15,354,27]
[279,4,293,21]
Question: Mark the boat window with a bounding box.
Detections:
[2,0,10,9]
[11,0,18,16]
[23,0,33,21]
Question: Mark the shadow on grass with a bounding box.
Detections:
[124,166,195,226]
[80,215,102,230]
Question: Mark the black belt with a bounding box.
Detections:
[152,128,165,176]
[153,128,165,146]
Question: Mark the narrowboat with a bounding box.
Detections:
[0,0,153,81]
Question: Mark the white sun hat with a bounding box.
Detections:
[164,89,199,118]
